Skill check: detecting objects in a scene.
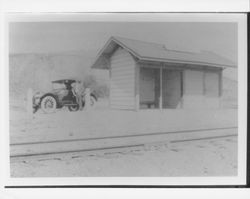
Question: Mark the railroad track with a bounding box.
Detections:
[10,126,238,158]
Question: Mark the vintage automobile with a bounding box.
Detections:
[32,79,97,113]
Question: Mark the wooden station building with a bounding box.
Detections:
[91,36,235,110]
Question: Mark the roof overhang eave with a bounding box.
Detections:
[90,37,115,69]
[91,37,142,69]
[138,56,235,69]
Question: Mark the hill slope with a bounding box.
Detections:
[9,53,109,99]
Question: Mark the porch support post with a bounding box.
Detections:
[109,67,112,108]
[219,69,223,108]
[219,69,223,97]
[159,65,163,109]
[135,64,140,111]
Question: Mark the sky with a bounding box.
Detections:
[9,22,237,63]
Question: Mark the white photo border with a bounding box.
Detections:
[2,12,248,187]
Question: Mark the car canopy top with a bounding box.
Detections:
[52,79,81,84]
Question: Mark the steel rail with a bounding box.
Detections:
[10,126,238,146]
[10,128,237,158]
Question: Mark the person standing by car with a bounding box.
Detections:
[73,80,84,111]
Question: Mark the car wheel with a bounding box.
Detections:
[90,95,97,107]
[41,96,57,113]
[33,106,39,114]
[68,104,79,112]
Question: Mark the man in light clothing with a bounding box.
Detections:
[73,80,84,111]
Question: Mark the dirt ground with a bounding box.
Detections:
[9,99,237,144]
[9,98,238,177]
[10,136,237,177]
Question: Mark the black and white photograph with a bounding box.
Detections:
[4,13,247,186]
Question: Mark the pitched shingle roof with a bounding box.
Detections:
[92,36,236,69]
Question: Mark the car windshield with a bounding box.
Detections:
[52,82,66,90]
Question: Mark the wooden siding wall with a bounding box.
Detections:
[110,47,136,109]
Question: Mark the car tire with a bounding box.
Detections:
[68,105,79,112]
[41,95,57,114]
